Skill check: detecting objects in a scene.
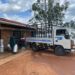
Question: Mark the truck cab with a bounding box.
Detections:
[53,27,75,55]
[53,27,71,49]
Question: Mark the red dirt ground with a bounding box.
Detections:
[0,50,75,75]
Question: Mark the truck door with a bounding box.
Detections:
[54,29,71,49]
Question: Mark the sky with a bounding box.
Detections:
[0,0,75,24]
[0,0,36,24]
[64,0,75,22]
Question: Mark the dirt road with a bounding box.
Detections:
[0,50,75,75]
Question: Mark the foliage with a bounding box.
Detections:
[32,0,69,26]
[64,20,75,29]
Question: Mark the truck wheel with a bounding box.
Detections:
[32,46,38,52]
[54,46,65,56]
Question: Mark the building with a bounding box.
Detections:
[0,18,35,51]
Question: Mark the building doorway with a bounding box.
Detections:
[12,30,22,39]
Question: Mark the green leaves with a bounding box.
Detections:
[32,0,69,26]
[64,20,75,29]
[64,2,69,10]
[32,3,40,11]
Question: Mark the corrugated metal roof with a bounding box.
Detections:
[0,18,35,30]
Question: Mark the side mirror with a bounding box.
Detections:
[64,34,70,39]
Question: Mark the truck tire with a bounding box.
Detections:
[54,46,65,56]
[32,46,38,52]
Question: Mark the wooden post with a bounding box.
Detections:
[0,24,1,39]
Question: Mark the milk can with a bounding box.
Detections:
[0,39,4,53]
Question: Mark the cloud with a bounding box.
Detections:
[53,0,75,22]
[64,0,75,22]
[2,11,34,24]
[3,13,28,23]
[0,0,36,13]
[0,0,36,23]
[0,0,75,24]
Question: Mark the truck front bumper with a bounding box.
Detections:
[71,49,75,53]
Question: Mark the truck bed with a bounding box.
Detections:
[26,37,53,44]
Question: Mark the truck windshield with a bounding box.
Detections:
[56,29,70,39]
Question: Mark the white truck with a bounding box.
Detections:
[26,26,75,56]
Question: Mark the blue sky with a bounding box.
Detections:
[0,0,36,23]
[0,0,75,23]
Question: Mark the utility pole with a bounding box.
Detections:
[0,24,1,40]
[37,0,47,37]
[48,0,54,37]
[44,0,47,37]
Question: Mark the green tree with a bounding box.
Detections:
[64,20,75,29]
[32,0,69,25]
[70,20,75,28]
[64,22,70,28]
[32,0,69,37]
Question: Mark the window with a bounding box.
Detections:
[56,29,70,39]
[56,29,66,36]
